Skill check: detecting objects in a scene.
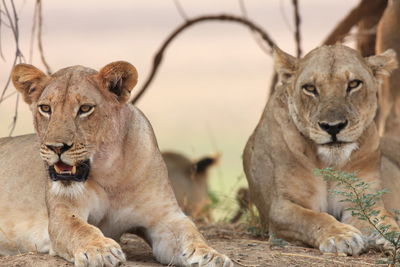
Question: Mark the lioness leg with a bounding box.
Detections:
[270,199,365,255]
[47,190,125,267]
[145,212,232,266]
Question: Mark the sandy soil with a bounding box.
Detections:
[0,223,386,267]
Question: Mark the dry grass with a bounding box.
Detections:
[0,223,388,267]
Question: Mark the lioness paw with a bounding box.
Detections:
[73,237,125,267]
[366,232,394,251]
[318,225,365,255]
[182,244,233,267]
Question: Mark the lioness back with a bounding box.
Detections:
[0,134,49,255]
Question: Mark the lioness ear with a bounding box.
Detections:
[98,61,138,103]
[273,46,298,82]
[192,154,218,175]
[12,64,48,104]
[366,49,398,79]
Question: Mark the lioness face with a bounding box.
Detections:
[12,62,138,187]
[274,45,397,166]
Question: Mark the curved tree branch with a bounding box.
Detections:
[323,0,387,45]
[292,0,301,58]
[131,14,275,105]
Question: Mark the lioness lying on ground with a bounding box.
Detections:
[0,62,232,267]
[243,44,399,255]
[163,151,217,220]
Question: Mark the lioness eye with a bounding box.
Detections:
[347,79,363,93]
[39,104,51,114]
[78,105,94,115]
[302,84,318,96]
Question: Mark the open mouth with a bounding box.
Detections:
[322,141,350,147]
[49,160,90,182]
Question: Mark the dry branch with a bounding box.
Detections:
[0,0,24,103]
[28,0,38,63]
[131,14,275,104]
[0,2,5,60]
[0,0,26,135]
[356,0,387,56]
[37,0,51,74]
[292,0,301,58]
[323,0,387,45]
[238,0,270,55]
[173,0,188,21]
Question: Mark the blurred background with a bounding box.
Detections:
[0,0,359,219]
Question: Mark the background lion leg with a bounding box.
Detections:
[269,199,365,255]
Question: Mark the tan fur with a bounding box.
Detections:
[376,0,400,137]
[380,136,400,214]
[243,44,399,255]
[163,151,217,220]
[0,62,232,267]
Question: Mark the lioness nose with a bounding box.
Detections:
[46,143,72,155]
[318,120,348,136]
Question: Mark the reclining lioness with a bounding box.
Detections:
[0,62,232,266]
[243,44,399,255]
[163,151,218,220]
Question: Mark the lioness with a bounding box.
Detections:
[376,0,400,137]
[0,62,232,267]
[163,151,217,220]
[243,44,399,255]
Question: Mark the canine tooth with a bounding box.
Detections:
[54,165,61,174]
[71,166,77,175]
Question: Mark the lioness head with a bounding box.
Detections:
[12,62,138,190]
[273,45,397,166]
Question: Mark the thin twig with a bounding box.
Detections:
[0,91,16,104]
[0,55,17,101]
[238,0,270,55]
[37,0,51,74]
[232,258,258,267]
[172,0,188,21]
[1,2,16,94]
[0,0,24,125]
[0,2,5,60]
[0,0,24,101]
[279,0,293,32]
[8,94,19,136]
[10,0,24,64]
[0,18,11,28]
[3,0,15,33]
[291,0,301,57]
[131,14,275,104]
[29,0,38,63]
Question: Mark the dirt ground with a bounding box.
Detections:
[0,223,387,267]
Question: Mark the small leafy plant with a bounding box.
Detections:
[314,168,400,266]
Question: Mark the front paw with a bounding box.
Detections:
[73,237,126,267]
[318,224,365,255]
[182,243,233,267]
[365,231,396,251]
